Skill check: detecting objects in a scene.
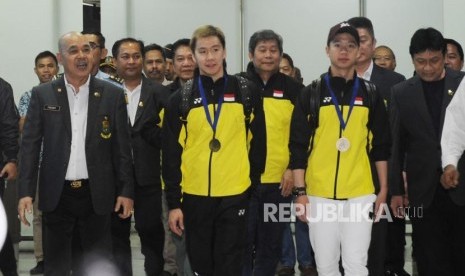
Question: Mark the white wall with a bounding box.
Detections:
[0,0,82,102]
[67,0,460,86]
[366,0,444,78]
[2,0,465,102]
[102,0,242,73]
[443,0,465,58]
[243,0,359,84]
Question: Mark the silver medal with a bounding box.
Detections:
[336,137,350,152]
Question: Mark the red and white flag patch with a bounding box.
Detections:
[273,90,284,98]
[354,96,363,105]
[224,93,235,102]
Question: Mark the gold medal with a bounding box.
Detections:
[336,137,350,152]
[209,138,221,152]
[100,116,112,139]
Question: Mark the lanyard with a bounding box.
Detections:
[324,73,359,130]
[198,75,228,132]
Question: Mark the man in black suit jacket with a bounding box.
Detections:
[348,16,407,276]
[390,28,465,276]
[110,37,170,276]
[0,77,19,276]
[18,32,134,276]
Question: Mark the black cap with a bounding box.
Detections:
[327,22,360,46]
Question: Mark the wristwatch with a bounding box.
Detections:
[292,186,307,197]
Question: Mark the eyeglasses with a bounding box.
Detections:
[89,42,101,50]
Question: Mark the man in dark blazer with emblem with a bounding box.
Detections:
[390,28,465,276]
[18,31,134,276]
[110,37,169,276]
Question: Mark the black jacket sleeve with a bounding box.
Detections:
[246,81,266,184]
[368,84,391,162]
[388,88,406,196]
[0,78,19,163]
[289,85,313,170]
[19,86,42,199]
[140,81,171,148]
[162,91,183,210]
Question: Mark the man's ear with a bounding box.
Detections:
[100,48,108,60]
[57,52,63,66]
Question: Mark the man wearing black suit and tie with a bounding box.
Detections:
[110,38,169,276]
[18,31,134,276]
[390,28,465,276]
[348,16,407,276]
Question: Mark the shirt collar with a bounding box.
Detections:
[123,80,142,93]
[63,74,90,93]
[359,60,374,81]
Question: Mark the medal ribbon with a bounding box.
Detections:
[324,73,359,130]
[198,75,228,133]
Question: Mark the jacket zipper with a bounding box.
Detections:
[208,93,216,197]
[208,150,213,196]
[333,91,344,199]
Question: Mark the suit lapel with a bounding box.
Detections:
[86,76,102,143]
[370,64,382,83]
[54,78,72,139]
[133,78,149,127]
[440,69,460,134]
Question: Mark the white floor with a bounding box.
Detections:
[6,222,416,276]
[14,228,145,276]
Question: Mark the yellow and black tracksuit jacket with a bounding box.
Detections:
[289,72,390,199]
[241,62,304,184]
[162,73,264,209]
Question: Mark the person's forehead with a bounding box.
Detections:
[175,45,192,56]
[375,48,392,56]
[120,42,141,53]
[256,39,279,47]
[84,34,99,42]
[414,50,443,59]
[146,49,163,57]
[356,27,371,37]
[197,36,222,47]
[64,35,87,47]
[280,58,290,66]
[37,56,56,64]
[447,43,459,53]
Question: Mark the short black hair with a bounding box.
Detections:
[112,38,145,58]
[81,30,106,48]
[248,30,283,55]
[282,53,294,68]
[164,43,174,59]
[348,17,375,40]
[35,51,58,67]
[409,28,445,58]
[144,43,166,60]
[444,38,464,61]
[172,38,191,56]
